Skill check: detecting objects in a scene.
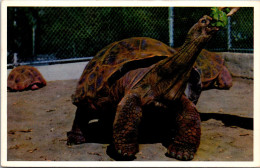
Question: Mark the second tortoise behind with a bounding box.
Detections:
[195,49,232,90]
[67,15,219,161]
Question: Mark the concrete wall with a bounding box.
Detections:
[7,62,88,81]
[220,52,253,79]
[7,52,254,81]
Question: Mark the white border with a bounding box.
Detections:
[1,1,260,167]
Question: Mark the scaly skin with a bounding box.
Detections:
[167,95,201,160]
[110,16,214,160]
[112,93,201,161]
[113,93,142,158]
[67,15,219,161]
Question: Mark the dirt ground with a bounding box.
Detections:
[7,77,253,161]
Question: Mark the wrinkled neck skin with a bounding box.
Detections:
[134,29,213,104]
[159,36,209,99]
[169,22,211,70]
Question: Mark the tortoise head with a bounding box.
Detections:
[185,15,219,45]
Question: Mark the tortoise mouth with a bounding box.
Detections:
[198,15,219,36]
[205,25,219,35]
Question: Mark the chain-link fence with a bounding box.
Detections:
[7,7,253,66]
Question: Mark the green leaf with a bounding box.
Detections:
[210,7,229,28]
[216,22,224,27]
[225,8,231,13]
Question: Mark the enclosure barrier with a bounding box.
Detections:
[7,7,253,67]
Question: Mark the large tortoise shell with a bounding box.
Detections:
[73,37,224,104]
[8,65,47,91]
[194,49,224,83]
[72,37,177,104]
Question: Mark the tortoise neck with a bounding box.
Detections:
[153,37,206,100]
[160,38,204,73]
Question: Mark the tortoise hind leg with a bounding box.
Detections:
[167,95,201,160]
[67,106,89,145]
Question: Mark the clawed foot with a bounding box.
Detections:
[115,143,138,157]
[167,144,195,161]
[107,143,138,161]
[67,131,86,145]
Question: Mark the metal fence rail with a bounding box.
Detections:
[7,7,253,66]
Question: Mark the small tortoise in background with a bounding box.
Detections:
[67,15,219,161]
[194,49,232,90]
[8,65,46,91]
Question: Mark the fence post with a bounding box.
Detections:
[13,8,19,66]
[32,15,37,57]
[168,7,174,47]
[227,16,232,51]
[13,53,18,67]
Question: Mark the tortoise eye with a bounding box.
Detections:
[201,19,207,23]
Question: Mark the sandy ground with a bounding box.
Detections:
[7,77,253,161]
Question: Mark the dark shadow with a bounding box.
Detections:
[81,112,253,145]
[68,111,253,160]
[82,115,172,145]
[200,112,253,130]
[83,121,113,144]
[83,119,167,161]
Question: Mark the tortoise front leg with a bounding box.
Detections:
[113,92,142,159]
[167,95,201,160]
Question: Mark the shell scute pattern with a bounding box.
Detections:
[78,74,87,85]
[103,45,119,65]
[88,73,96,83]
[72,37,177,105]
[194,49,224,82]
[7,65,46,91]
[86,60,97,72]
[73,40,229,104]
[141,39,148,50]
[96,75,103,89]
